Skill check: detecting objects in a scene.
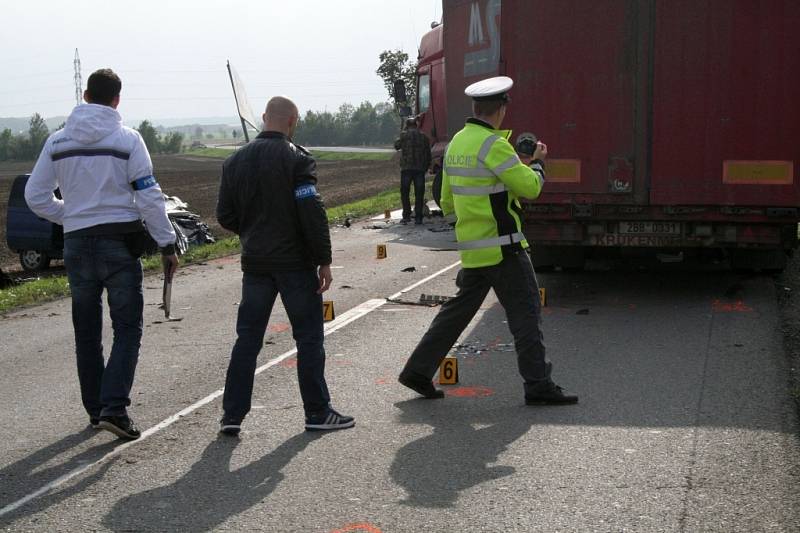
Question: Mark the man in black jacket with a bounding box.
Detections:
[216,96,354,435]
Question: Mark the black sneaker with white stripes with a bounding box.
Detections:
[304,408,355,431]
[97,415,141,440]
[219,418,242,436]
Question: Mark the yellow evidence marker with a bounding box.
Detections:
[438,356,458,385]
[376,244,387,259]
[384,209,392,219]
[323,301,335,321]
[539,287,547,307]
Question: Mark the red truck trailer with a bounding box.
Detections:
[415,0,800,270]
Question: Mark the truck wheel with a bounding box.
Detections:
[19,250,51,272]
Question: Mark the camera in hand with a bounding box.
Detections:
[515,132,538,157]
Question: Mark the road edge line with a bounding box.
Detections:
[0,260,461,519]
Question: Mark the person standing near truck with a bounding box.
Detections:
[398,76,578,405]
[394,117,432,224]
[25,68,179,440]
[216,95,354,435]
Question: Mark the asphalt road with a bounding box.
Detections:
[0,217,798,532]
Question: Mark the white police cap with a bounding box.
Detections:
[465,76,514,102]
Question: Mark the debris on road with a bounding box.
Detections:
[452,341,515,356]
[386,292,452,307]
[419,293,450,305]
[401,267,416,272]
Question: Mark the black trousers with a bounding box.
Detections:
[401,250,551,393]
[400,169,426,222]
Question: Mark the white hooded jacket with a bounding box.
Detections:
[25,103,176,248]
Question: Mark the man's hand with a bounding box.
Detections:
[162,254,179,282]
[519,154,533,166]
[533,141,548,161]
[317,264,333,294]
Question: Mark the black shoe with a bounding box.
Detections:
[305,408,355,431]
[89,417,100,429]
[398,372,445,399]
[415,219,423,225]
[401,218,411,225]
[98,415,141,440]
[525,381,579,405]
[219,418,242,436]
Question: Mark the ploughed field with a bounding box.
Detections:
[0,153,398,273]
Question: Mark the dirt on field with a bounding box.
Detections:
[0,153,399,273]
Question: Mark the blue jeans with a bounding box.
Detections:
[222,270,331,421]
[64,237,144,417]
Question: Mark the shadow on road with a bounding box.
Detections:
[0,428,118,526]
[101,432,322,532]
[391,399,534,508]
[389,268,797,506]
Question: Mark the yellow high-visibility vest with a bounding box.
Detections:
[441,120,544,268]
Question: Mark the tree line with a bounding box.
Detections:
[0,114,50,161]
[0,48,419,160]
[0,115,184,162]
[293,101,400,146]
[0,106,401,161]
[292,49,418,146]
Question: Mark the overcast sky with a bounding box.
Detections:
[0,0,440,123]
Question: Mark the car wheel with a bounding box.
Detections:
[19,250,50,272]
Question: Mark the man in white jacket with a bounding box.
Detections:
[25,69,178,440]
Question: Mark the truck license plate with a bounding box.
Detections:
[619,221,681,235]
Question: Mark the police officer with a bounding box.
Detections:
[398,76,578,405]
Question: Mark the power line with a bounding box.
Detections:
[0,99,73,111]
[123,93,388,101]
[0,84,73,96]
[2,70,73,83]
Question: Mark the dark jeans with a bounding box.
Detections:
[401,169,426,222]
[401,250,552,395]
[64,237,144,417]
[223,270,331,421]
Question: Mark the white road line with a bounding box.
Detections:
[0,260,461,518]
[388,261,460,301]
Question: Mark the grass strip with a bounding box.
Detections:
[312,150,392,161]
[0,185,432,314]
[0,276,71,314]
[327,182,432,223]
[186,147,392,161]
